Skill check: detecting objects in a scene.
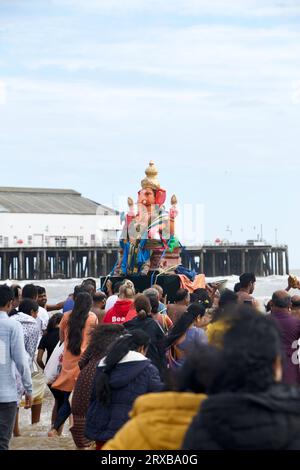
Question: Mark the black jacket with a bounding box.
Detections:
[124,316,166,375]
[183,384,300,450]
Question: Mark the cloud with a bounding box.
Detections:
[53,0,300,17]
[0,81,7,105]
[21,24,300,111]
[5,77,212,101]
[291,80,300,104]
[1,77,215,129]
[3,2,300,103]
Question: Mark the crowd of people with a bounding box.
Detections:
[1,272,300,450]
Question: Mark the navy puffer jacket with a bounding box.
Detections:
[85,351,163,442]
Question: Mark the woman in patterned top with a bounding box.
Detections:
[70,323,125,449]
[11,299,40,436]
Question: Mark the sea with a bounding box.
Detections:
[7,272,300,310]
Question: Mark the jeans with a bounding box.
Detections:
[53,391,71,431]
[0,402,17,450]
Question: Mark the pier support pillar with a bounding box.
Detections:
[36,251,41,279]
[200,251,204,274]
[42,250,47,278]
[55,252,59,276]
[18,250,24,280]
[279,251,284,276]
[227,251,231,276]
[88,251,92,277]
[285,250,289,275]
[212,253,216,277]
[102,253,108,276]
[93,250,98,278]
[275,251,278,275]
[241,251,246,274]
[259,252,264,277]
[28,254,34,280]
[69,250,73,278]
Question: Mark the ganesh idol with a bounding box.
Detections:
[115,161,181,276]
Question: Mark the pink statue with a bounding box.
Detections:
[115,161,181,275]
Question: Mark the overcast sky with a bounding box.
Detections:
[1,0,300,266]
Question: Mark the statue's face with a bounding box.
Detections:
[138,187,156,207]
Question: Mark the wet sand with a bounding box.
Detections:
[10,389,76,450]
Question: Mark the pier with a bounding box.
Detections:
[181,244,289,278]
[0,246,118,280]
[0,243,289,280]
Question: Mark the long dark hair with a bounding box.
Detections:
[190,288,212,308]
[80,324,125,369]
[67,292,92,356]
[165,303,205,349]
[147,294,159,314]
[46,312,63,333]
[211,307,282,394]
[134,295,151,320]
[211,289,238,323]
[96,329,150,406]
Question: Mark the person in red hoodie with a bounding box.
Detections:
[103,285,135,324]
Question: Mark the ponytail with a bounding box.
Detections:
[134,294,151,320]
[137,309,147,320]
[165,303,205,349]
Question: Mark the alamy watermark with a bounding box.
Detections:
[291,339,300,365]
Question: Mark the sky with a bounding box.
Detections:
[0,0,300,266]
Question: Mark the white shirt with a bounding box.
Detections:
[37,306,49,339]
[105,294,118,312]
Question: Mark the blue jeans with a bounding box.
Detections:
[0,402,17,450]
